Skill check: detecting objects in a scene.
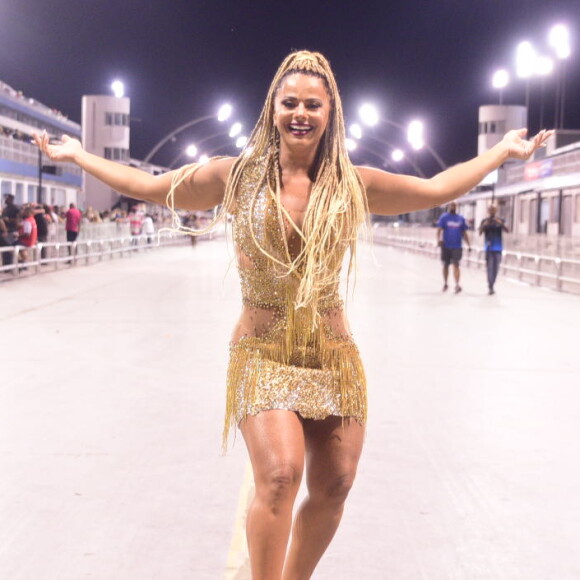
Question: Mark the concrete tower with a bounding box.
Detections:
[478,105,527,158]
[81,95,130,212]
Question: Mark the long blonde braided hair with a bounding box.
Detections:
[167,50,369,309]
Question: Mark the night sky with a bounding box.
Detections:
[1,1,578,174]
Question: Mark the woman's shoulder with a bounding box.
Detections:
[205,156,237,182]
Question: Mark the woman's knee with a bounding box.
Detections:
[310,471,356,507]
[255,463,302,514]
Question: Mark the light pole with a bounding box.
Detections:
[348,141,404,174]
[168,124,242,168]
[37,148,59,203]
[169,122,248,168]
[37,149,43,204]
[352,131,427,178]
[359,103,447,171]
[535,55,554,129]
[516,41,536,127]
[143,103,233,163]
[201,135,248,159]
[548,24,571,129]
[167,143,199,169]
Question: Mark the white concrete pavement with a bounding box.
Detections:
[1,239,580,579]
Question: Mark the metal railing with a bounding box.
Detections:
[372,227,580,295]
[0,228,223,281]
[373,224,580,259]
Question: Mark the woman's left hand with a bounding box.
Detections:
[503,128,554,161]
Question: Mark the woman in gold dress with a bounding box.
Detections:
[35,50,551,580]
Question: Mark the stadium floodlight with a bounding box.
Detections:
[229,122,242,138]
[535,56,554,76]
[144,103,235,163]
[492,69,510,89]
[492,69,510,105]
[516,41,537,79]
[407,120,424,151]
[548,24,571,60]
[391,149,405,162]
[111,80,124,98]
[359,103,380,127]
[349,123,363,139]
[217,103,233,122]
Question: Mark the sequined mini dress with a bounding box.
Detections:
[223,158,367,444]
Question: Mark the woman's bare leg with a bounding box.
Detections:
[283,416,365,580]
[241,410,305,580]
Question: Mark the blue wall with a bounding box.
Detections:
[0,158,82,187]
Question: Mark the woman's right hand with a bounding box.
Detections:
[33,131,83,164]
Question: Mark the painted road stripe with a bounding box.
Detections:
[225,460,254,579]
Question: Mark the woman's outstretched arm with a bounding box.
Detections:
[33,132,235,211]
[358,129,553,216]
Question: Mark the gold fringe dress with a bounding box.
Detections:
[223,158,367,446]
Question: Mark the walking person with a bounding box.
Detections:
[479,204,509,295]
[34,50,551,580]
[436,201,471,293]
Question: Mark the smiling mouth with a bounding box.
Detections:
[288,124,313,137]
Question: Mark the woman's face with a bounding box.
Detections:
[273,73,331,153]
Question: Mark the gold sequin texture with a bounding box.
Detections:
[223,157,367,447]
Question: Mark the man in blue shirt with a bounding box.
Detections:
[479,204,509,295]
[436,202,471,293]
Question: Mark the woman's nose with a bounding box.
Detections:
[295,103,307,118]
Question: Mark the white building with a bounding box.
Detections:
[81,94,169,213]
[81,95,131,212]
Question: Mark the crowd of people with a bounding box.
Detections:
[0,125,32,143]
[0,193,168,268]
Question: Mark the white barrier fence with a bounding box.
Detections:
[0,229,221,280]
[372,228,580,295]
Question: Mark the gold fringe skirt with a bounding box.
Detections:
[222,332,367,449]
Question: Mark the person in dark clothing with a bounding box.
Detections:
[34,205,49,261]
[479,204,509,295]
[0,216,12,266]
[2,194,20,243]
